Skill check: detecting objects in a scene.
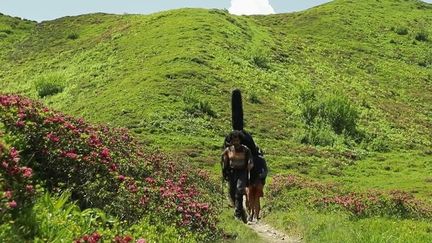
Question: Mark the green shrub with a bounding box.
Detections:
[67,32,79,40]
[183,88,217,117]
[395,27,408,35]
[415,31,428,42]
[251,54,270,69]
[321,94,358,136]
[185,100,217,118]
[300,100,320,127]
[369,135,391,152]
[30,192,108,241]
[36,83,64,98]
[0,191,190,242]
[297,87,359,144]
[0,27,13,35]
[300,124,337,147]
[182,87,199,104]
[0,32,8,39]
[248,92,262,104]
[298,85,319,126]
[35,73,65,97]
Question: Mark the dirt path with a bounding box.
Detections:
[246,220,302,243]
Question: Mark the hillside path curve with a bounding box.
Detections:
[246,220,302,243]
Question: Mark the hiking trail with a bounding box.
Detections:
[246,220,302,243]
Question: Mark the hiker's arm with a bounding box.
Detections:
[246,148,253,171]
[222,149,230,168]
[221,149,230,179]
[260,157,268,179]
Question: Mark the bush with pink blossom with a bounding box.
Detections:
[268,174,432,220]
[0,94,221,241]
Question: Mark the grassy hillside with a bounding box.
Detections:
[1,0,432,241]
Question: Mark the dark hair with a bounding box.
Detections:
[229,130,244,142]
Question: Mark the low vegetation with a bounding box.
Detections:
[0,95,221,242]
[265,175,432,242]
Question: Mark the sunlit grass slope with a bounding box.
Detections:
[1,0,432,214]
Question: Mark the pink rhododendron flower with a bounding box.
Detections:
[200,203,209,211]
[115,236,133,243]
[9,166,20,175]
[12,156,20,163]
[88,232,101,243]
[4,191,12,199]
[118,175,125,182]
[109,163,118,172]
[64,152,78,160]
[8,200,17,208]
[88,134,102,147]
[145,177,155,184]
[139,196,149,206]
[21,167,33,178]
[18,112,26,119]
[182,219,190,225]
[47,132,60,143]
[15,120,25,127]
[77,117,85,124]
[26,185,34,193]
[100,147,110,158]
[10,148,18,158]
[136,239,146,243]
[64,122,76,130]
[128,182,138,193]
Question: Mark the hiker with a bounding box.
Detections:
[246,153,267,221]
[224,129,268,222]
[221,89,269,222]
[222,130,254,222]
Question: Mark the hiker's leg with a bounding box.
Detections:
[254,198,260,220]
[228,171,236,207]
[246,186,254,221]
[233,171,242,216]
[234,171,247,222]
[256,183,263,220]
[234,178,244,215]
[251,186,256,220]
[245,187,251,215]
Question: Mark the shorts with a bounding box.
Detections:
[246,181,264,198]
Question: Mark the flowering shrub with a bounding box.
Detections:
[269,174,338,198]
[0,94,221,241]
[268,174,432,220]
[318,190,432,219]
[74,232,101,243]
[0,143,36,219]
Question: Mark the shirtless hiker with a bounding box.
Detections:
[222,130,253,223]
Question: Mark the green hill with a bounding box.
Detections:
[1,0,432,241]
[2,0,432,168]
[1,0,432,193]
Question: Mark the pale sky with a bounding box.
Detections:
[0,0,431,22]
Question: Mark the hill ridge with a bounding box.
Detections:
[1,2,431,167]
